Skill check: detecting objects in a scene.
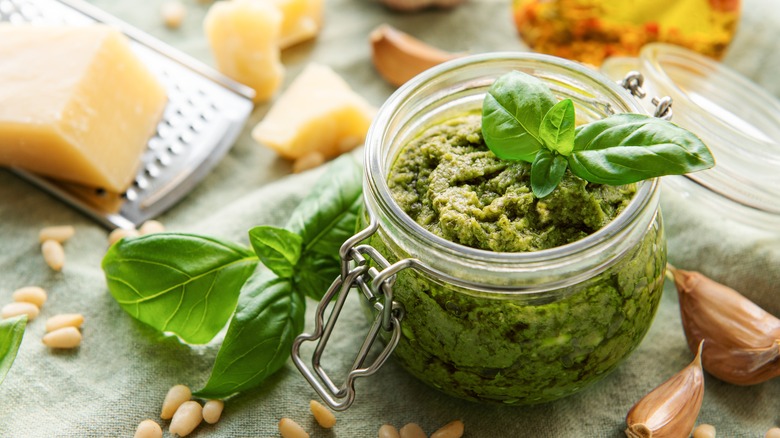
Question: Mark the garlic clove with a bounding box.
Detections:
[378,0,465,13]
[672,268,780,385]
[625,342,704,438]
[370,24,461,87]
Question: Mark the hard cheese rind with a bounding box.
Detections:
[0,25,167,193]
[252,63,376,160]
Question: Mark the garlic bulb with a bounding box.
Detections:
[672,268,780,385]
[379,0,465,12]
[370,24,461,87]
[625,342,704,438]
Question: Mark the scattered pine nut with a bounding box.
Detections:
[292,151,325,174]
[12,286,47,307]
[399,423,426,438]
[161,384,192,420]
[379,424,401,438]
[108,227,139,246]
[161,0,186,29]
[693,424,716,438]
[139,220,165,235]
[2,302,40,320]
[309,399,336,429]
[278,418,309,438]
[169,401,203,437]
[38,225,75,244]
[431,420,464,438]
[202,399,224,424]
[133,419,163,438]
[41,239,65,271]
[45,314,84,332]
[766,428,780,438]
[42,326,82,349]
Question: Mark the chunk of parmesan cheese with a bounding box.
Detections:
[0,25,167,192]
[251,63,376,160]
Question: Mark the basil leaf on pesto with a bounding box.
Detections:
[102,234,258,344]
[0,315,26,386]
[482,70,557,162]
[569,114,714,185]
[249,226,302,279]
[195,268,304,399]
[539,98,575,156]
[531,148,568,198]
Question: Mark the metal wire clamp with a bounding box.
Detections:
[621,71,674,120]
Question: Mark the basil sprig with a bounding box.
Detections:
[482,71,715,197]
[102,154,363,399]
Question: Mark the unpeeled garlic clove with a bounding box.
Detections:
[672,267,780,385]
[370,24,461,87]
[625,342,704,438]
[379,0,465,12]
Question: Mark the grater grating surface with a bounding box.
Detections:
[0,0,255,229]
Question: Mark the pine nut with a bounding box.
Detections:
[431,420,464,438]
[2,302,40,320]
[42,326,82,349]
[38,225,75,244]
[399,423,426,438]
[108,227,139,246]
[202,399,224,424]
[169,401,203,437]
[766,428,780,438]
[292,151,325,174]
[41,239,65,271]
[309,399,336,428]
[161,0,186,29]
[278,418,309,438]
[139,220,165,235]
[693,424,716,438]
[379,424,401,438]
[45,314,84,332]
[12,286,47,307]
[133,419,162,438]
[161,384,192,420]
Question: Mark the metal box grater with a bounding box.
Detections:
[0,0,256,229]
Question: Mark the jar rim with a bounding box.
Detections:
[365,52,660,289]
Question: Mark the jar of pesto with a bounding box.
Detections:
[292,52,667,409]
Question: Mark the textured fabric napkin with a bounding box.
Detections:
[1,0,779,437]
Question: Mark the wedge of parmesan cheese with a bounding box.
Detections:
[0,25,167,193]
[204,0,284,103]
[251,63,376,160]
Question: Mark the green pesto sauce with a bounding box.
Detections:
[372,113,665,404]
[387,114,636,252]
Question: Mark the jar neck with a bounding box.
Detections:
[364,52,660,294]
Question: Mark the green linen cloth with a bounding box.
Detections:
[1,0,779,436]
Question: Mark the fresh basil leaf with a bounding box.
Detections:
[286,154,363,257]
[294,253,341,301]
[539,98,575,156]
[195,268,304,399]
[0,315,26,386]
[102,233,258,344]
[569,114,714,185]
[482,70,557,162]
[531,148,568,198]
[249,226,302,279]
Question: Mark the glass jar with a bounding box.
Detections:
[293,52,667,408]
[601,43,780,313]
[512,0,741,66]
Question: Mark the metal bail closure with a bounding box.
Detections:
[291,218,407,411]
[621,71,674,120]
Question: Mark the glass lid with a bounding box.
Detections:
[601,43,780,217]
